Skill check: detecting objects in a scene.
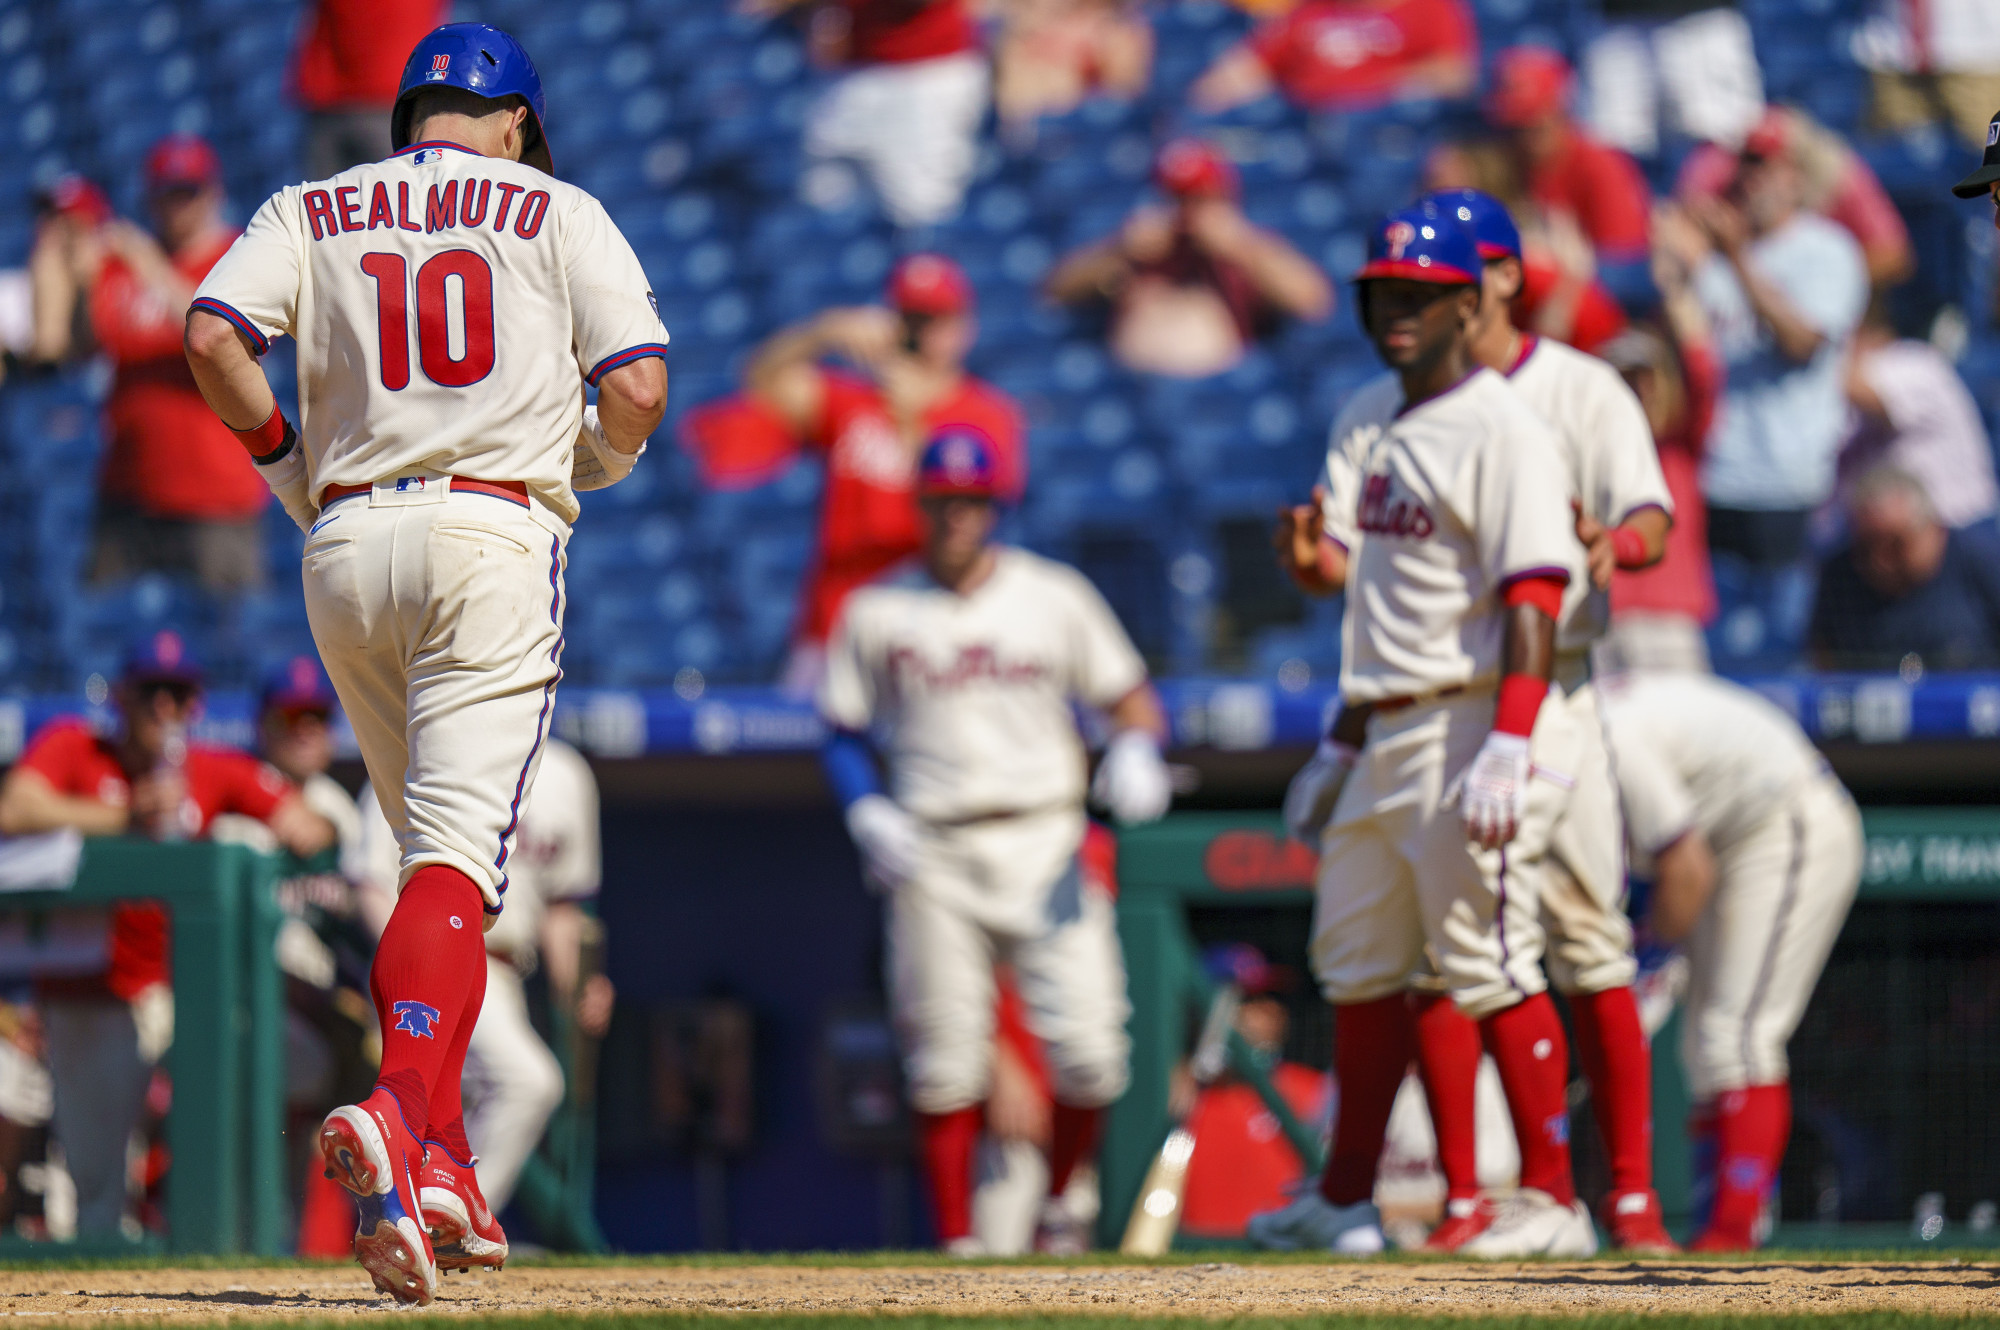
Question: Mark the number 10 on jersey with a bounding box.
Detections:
[360,250,496,390]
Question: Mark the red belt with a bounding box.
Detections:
[1372,685,1467,714]
[322,478,530,507]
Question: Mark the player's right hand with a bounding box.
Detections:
[1283,735,1358,847]
[1447,731,1531,850]
[845,794,922,894]
[1273,486,1341,594]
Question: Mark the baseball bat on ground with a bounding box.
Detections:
[1118,983,1241,1256]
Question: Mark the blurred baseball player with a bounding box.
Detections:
[1951,111,2000,226]
[1250,202,1594,1258]
[355,736,612,1264]
[1596,671,1861,1251]
[1279,190,1676,1253]
[818,425,1172,1254]
[182,22,666,1303]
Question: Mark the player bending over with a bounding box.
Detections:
[1250,202,1594,1258]
[1597,671,1861,1251]
[1276,189,1678,1253]
[818,426,1173,1254]
[183,22,666,1304]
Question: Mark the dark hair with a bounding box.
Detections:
[407,85,526,137]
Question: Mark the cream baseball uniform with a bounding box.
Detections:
[1597,673,1861,1100]
[1310,368,1585,1018]
[356,739,600,1209]
[818,548,1143,1113]
[193,142,667,915]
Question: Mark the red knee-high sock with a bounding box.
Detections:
[1569,987,1654,1198]
[1047,1103,1101,1199]
[916,1106,983,1243]
[1698,1084,1790,1248]
[423,954,487,1166]
[1413,993,1483,1202]
[368,865,489,1136]
[1479,993,1576,1206]
[1319,994,1416,1207]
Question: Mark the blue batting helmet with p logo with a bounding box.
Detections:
[392,23,551,175]
[1426,188,1523,262]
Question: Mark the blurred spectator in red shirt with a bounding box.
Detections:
[1595,209,1723,675]
[1045,139,1334,378]
[992,0,1153,146]
[1677,107,1913,290]
[291,0,448,179]
[30,137,269,592]
[1855,0,2000,151]
[1578,0,1764,160]
[715,256,1025,690]
[1190,0,1477,114]
[0,632,332,1238]
[1485,46,1655,308]
[752,0,989,227]
[11,176,115,390]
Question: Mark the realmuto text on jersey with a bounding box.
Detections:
[302,178,549,243]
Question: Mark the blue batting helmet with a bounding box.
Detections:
[1426,189,1523,262]
[917,427,1002,499]
[391,23,551,176]
[1354,201,1481,286]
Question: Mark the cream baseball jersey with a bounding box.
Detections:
[819,548,1148,823]
[1597,672,1827,875]
[192,141,668,524]
[1505,336,1671,653]
[1321,369,1582,703]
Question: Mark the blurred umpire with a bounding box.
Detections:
[1952,110,2000,226]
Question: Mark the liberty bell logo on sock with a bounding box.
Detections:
[392,1000,442,1039]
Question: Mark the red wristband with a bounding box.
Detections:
[1493,672,1548,737]
[230,405,288,460]
[1610,526,1650,570]
[1500,572,1565,620]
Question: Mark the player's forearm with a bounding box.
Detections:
[184,310,276,433]
[1611,507,1671,571]
[0,773,125,838]
[596,357,667,455]
[1494,594,1559,737]
[1108,683,1169,745]
[1648,831,1716,943]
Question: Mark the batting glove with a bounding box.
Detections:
[571,406,646,491]
[1447,731,1531,850]
[253,419,318,534]
[845,793,922,894]
[1283,737,1358,847]
[1092,729,1173,825]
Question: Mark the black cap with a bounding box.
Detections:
[1951,111,2000,198]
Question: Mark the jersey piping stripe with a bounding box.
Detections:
[1612,500,1671,529]
[1496,846,1524,996]
[1496,564,1573,588]
[490,532,565,915]
[585,343,669,387]
[190,297,269,355]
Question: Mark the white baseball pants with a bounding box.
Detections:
[1681,773,1862,1100]
[889,807,1131,1114]
[1541,682,1639,995]
[1311,690,1582,1019]
[804,51,990,227]
[462,957,566,1212]
[302,477,568,915]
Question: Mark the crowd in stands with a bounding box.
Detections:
[3,0,2000,703]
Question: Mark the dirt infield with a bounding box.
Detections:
[2,1259,1997,1321]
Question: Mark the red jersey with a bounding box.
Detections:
[1513,258,1628,357]
[1179,1063,1332,1237]
[92,231,268,521]
[292,0,449,109]
[798,371,1025,644]
[1612,340,1719,625]
[1246,0,1476,111]
[18,718,294,999]
[844,0,979,63]
[1527,132,1652,264]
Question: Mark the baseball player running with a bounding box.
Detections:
[1250,202,1593,1258]
[1596,671,1861,1251]
[183,22,666,1303]
[818,425,1172,1254]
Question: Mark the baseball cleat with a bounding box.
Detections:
[1423,1195,1498,1251]
[1457,1188,1600,1258]
[1244,1193,1386,1253]
[1604,1189,1680,1254]
[419,1150,509,1271]
[1032,1198,1090,1256]
[319,1093,438,1306]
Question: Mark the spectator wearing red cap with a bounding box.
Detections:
[752,0,989,227]
[1485,47,1656,309]
[31,137,269,592]
[742,254,1026,690]
[291,0,449,178]
[0,631,334,1238]
[1190,0,1477,114]
[1045,139,1333,378]
[1578,0,1763,161]
[992,0,1153,145]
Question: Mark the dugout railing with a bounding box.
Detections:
[1105,809,2000,1250]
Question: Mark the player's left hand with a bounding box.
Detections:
[1447,731,1531,849]
[1573,499,1615,590]
[1092,729,1172,825]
